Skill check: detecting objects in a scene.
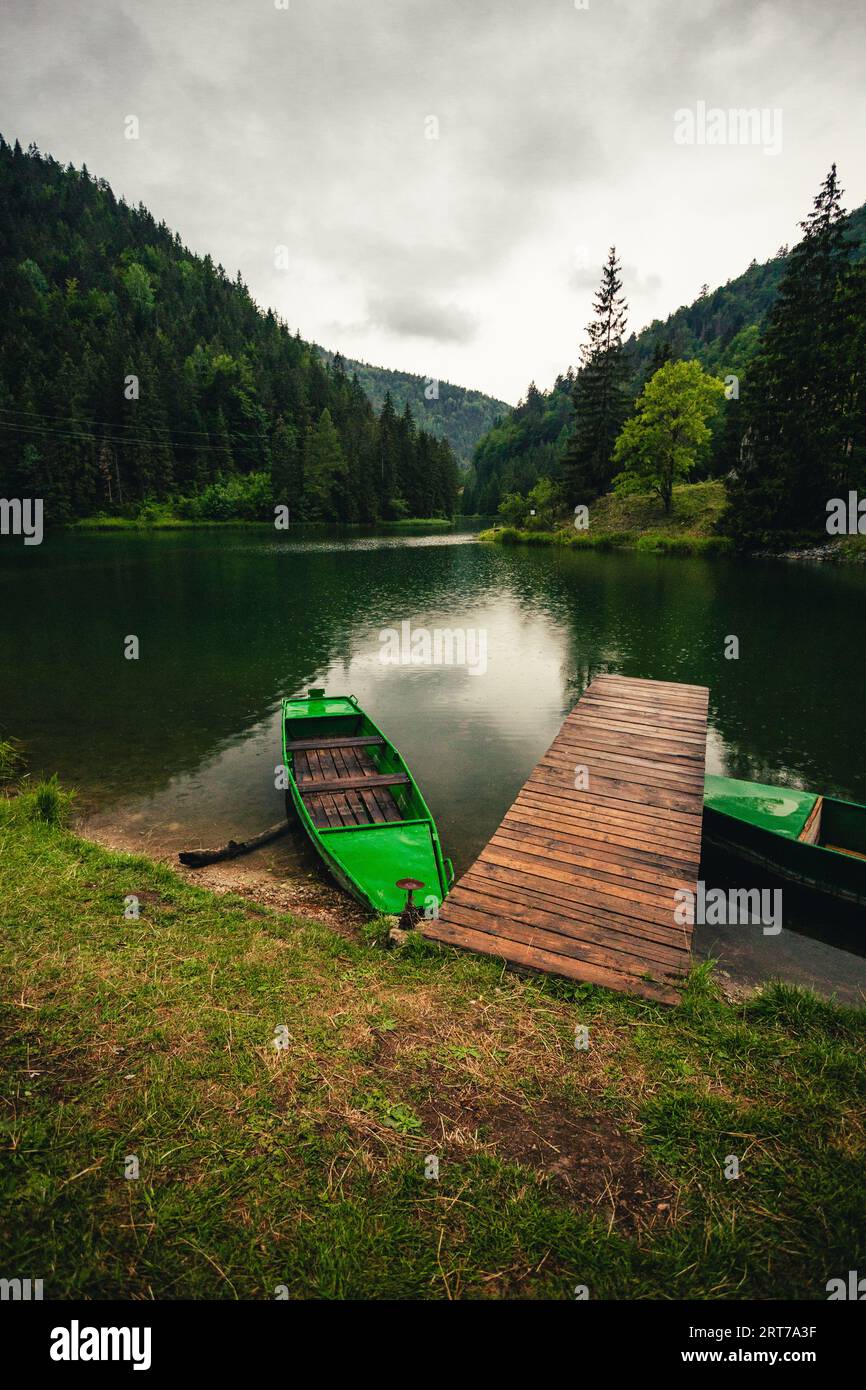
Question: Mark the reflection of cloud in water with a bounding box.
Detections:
[248,532,483,557]
[86,595,578,877]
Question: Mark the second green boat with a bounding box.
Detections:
[281,690,454,915]
[703,773,866,908]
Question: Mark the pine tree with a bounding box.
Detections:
[841,261,866,490]
[562,247,630,503]
[397,402,420,513]
[725,165,856,539]
[377,393,399,515]
[212,408,235,475]
[643,338,672,387]
[302,407,346,520]
[270,415,301,511]
[432,437,460,517]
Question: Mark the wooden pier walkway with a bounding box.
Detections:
[424,675,709,1004]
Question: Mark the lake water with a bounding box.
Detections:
[3,526,865,997]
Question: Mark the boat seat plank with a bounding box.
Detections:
[297,772,410,795]
[285,735,385,751]
[304,749,348,828]
[825,843,866,861]
[296,748,362,827]
[293,741,405,827]
[333,745,403,824]
[306,795,338,829]
[338,752,389,825]
[318,745,356,825]
[798,795,823,845]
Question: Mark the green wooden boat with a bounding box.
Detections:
[703,774,866,907]
[281,689,454,915]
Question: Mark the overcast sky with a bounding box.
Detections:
[2,0,864,403]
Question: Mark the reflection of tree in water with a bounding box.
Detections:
[501,546,718,713]
[492,546,866,805]
[701,559,866,800]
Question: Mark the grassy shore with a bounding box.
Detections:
[480,480,866,560]
[481,482,730,555]
[68,513,457,532]
[2,782,865,1299]
[69,515,269,531]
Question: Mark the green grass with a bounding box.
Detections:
[589,479,727,536]
[377,517,454,530]
[70,513,456,532]
[0,739,23,784]
[481,481,866,561]
[27,774,74,826]
[833,535,866,563]
[481,481,734,555]
[1,789,864,1299]
[69,513,270,531]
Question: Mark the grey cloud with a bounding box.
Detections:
[366,293,479,344]
[567,259,662,297]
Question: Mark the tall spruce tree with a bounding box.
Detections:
[842,260,866,489]
[302,407,346,520]
[725,165,858,539]
[643,338,672,387]
[562,247,630,503]
[270,415,301,512]
[377,393,400,515]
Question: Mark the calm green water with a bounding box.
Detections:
[3,527,865,987]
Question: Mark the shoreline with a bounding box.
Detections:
[479,527,866,563]
[475,480,866,562]
[64,515,460,533]
[77,812,866,1006]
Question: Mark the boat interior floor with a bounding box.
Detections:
[294,743,403,829]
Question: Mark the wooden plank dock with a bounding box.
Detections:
[423,674,709,1004]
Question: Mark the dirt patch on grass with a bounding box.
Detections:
[417,1090,675,1232]
[124,888,169,911]
[3,1031,109,1106]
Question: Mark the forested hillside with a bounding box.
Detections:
[463,202,866,515]
[317,350,508,468]
[0,138,460,523]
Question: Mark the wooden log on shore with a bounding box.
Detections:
[178,819,292,868]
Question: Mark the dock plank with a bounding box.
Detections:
[423,675,708,1004]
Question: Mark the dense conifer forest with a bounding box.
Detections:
[0,138,464,523]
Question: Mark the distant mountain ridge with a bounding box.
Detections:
[627,201,866,375]
[317,349,509,468]
[462,202,866,514]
